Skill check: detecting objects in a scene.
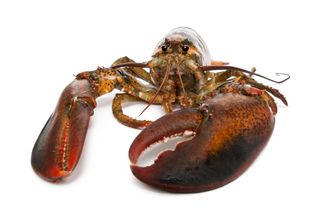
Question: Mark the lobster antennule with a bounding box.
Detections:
[129,93,275,193]
[31,79,96,181]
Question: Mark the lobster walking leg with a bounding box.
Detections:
[111,56,152,83]
[112,93,152,129]
[213,69,288,105]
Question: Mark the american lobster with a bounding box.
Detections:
[31,27,289,192]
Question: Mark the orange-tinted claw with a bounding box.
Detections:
[31,79,96,181]
[129,93,275,193]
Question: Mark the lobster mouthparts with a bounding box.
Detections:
[129,93,275,193]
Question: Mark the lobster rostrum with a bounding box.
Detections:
[32,27,289,192]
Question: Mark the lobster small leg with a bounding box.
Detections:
[112,93,152,129]
[111,56,152,84]
[213,69,288,106]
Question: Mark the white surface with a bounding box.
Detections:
[0,0,319,208]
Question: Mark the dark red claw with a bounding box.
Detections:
[129,108,203,164]
[130,93,275,193]
[31,79,95,181]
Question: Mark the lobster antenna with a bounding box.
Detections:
[198,66,290,83]
[137,62,171,118]
[110,62,149,69]
[176,60,187,97]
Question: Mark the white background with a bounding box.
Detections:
[1,0,319,208]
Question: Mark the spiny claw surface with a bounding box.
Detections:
[31,79,95,181]
[129,93,275,193]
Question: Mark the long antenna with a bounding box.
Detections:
[198,65,290,83]
[110,62,149,69]
[137,62,171,118]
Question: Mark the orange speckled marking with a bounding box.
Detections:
[97,69,117,95]
[205,94,273,155]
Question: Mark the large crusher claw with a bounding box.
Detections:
[129,93,275,193]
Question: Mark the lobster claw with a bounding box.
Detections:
[31,79,96,181]
[129,93,275,193]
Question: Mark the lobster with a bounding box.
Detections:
[31,27,289,192]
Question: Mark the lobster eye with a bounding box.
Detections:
[161,45,168,52]
[182,45,189,52]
